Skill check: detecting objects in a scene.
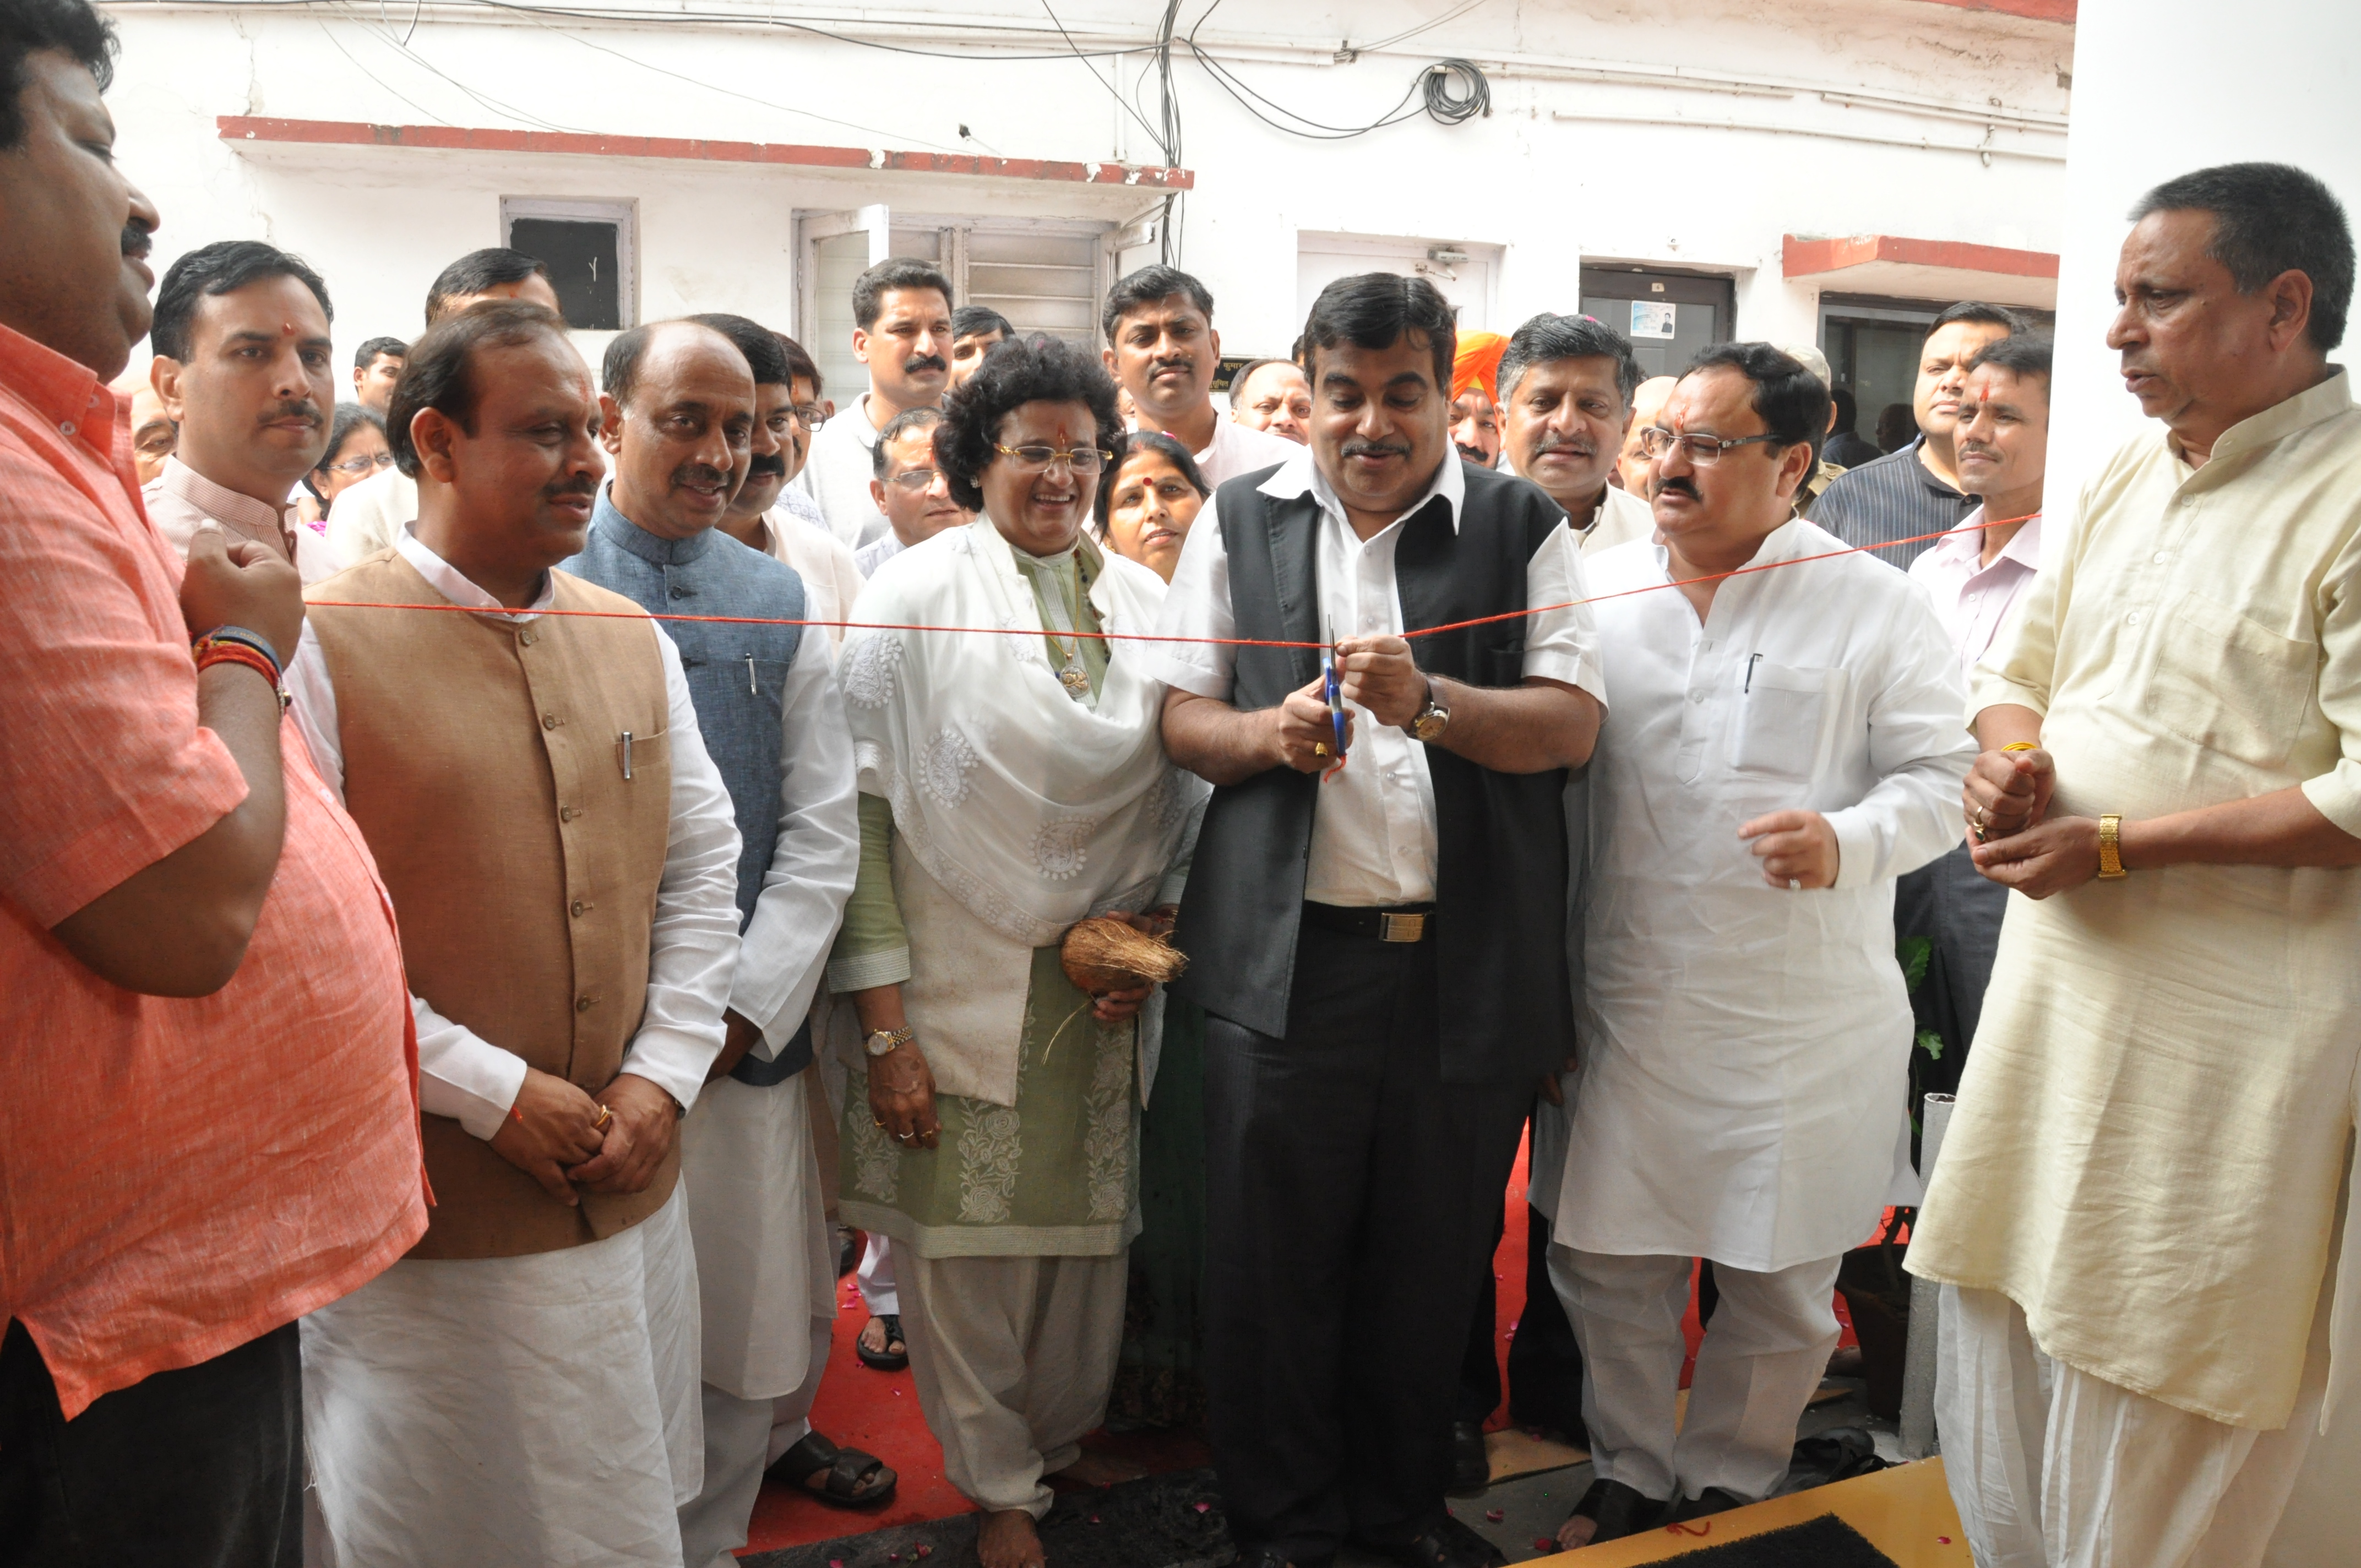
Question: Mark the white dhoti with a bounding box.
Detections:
[674,1073,840,1568]
[897,1250,1128,1518]
[1936,1280,2330,1568]
[1549,1245,1842,1504]
[302,1186,703,1568]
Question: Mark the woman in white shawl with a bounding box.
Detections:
[826,335,1192,1568]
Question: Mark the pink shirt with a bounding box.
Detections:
[1906,505,2044,679]
[0,321,425,1418]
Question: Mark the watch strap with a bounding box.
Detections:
[2097,813,2128,879]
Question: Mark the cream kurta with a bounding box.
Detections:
[1909,369,2361,1430]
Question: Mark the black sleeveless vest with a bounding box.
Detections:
[1170,460,1576,1084]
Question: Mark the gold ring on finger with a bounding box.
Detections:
[593,1104,613,1129]
[1314,742,1330,758]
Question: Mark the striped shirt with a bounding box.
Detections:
[1807,437,1978,570]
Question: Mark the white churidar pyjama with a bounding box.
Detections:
[858,1231,900,1316]
[676,1072,841,1568]
[1549,1245,1842,1505]
[301,1186,703,1568]
[1936,1281,2330,1568]
[896,1250,1128,1518]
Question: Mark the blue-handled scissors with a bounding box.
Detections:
[1320,617,1350,767]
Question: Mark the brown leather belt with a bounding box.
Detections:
[1300,901,1435,943]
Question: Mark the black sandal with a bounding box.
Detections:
[764,1430,897,1509]
[1561,1477,1666,1546]
[856,1312,909,1371]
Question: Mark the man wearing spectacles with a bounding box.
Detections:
[854,405,971,577]
[142,238,340,584]
[1531,343,1971,1549]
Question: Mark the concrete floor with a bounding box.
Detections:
[1332,1386,1906,1566]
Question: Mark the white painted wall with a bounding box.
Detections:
[2048,0,2361,508]
[99,1,2071,389]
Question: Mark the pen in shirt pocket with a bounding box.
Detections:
[619,731,634,780]
[1744,652,1762,692]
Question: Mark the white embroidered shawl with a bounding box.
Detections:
[839,517,1190,950]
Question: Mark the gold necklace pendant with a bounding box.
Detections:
[1059,663,1090,694]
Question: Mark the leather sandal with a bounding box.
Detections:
[764,1430,896,1509]
[856,1311,909,1371]
[1561,1477,1667,1546]
[1354,1514,1506,1568]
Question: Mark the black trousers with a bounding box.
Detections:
[1204,923,1531,1561]
[0,1318,302,1567]
[1894,840,2007,1101]
[1456,1195,1588,1442]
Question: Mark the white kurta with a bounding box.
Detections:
[795,393,888,550]
[302,1188,705,1568]
[1545,520,1973,1271]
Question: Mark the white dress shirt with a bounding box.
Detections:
[286,529,744,1135]
[1190,414,1302,489]
[1906,505,2044,679]
[1148,447,1607,907]
[727,624,861,1058]
[143,455,338,585]
[751,494,866,655]
[1579,481,1656,556]
[1542,519,1974,1271]
[793,394,889,551]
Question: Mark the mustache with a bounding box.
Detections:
[746,453,787,481]
[904,353,948,376]
[671,462,731,489]
[543,473,599,501]
[1151,355,1194,374]
[262,398,322,428]
[121,221,152,260]
[1533,435,1596,458]
[1653,475,1700,500]
[1342,438,1413,461]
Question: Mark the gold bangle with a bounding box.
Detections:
[2097,812,2128,879]
[2001,742,2038,753]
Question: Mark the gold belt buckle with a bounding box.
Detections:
[1377,911,1426,943]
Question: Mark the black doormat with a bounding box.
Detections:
[739,1468,1232,1568]
[1652,1513,1900,1566]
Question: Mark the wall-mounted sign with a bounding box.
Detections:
[1630,301,1678,339]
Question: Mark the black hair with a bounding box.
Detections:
[601,319,759,413]
[1682,342,1831,462]
[423,248,550,326]
[1226,356,1301,407]
[1299,272,1456,396]
[872,405,944,480]
[385,302,569,478]
[1967,333,2055,383]
[1875,402,1917,453]
[1092,429,1207,535]
[775,333,822,398]
[1928,301,2024,340]
[2131,161,2354,352]
[1102,265,1215,345]
[1498,312,1642,408]
[687,312,792,388]
[303,402,386,501]
[953,305,1014,342]
[353,334,407,372]
[0,0,113,150]
[1831,385,1858,429]
[149,239,334,363]
[935,333,1124,514]
[852,258,953,332]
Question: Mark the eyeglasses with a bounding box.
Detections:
[323,450,397,476]
[793,404,828,429]
[993,443,1114,475]
[1637,427,1783,465]
[883,466,942,492]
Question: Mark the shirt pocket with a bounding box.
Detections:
[1730,661,1841,781]
[2137,589,2315,770]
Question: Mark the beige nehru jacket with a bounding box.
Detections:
[308,552,677,1259]
[1910,369,2361,1429]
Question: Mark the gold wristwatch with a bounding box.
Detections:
[2096,813,2128,879]
[1408,681,1450,743]
[864,1025,916,1057]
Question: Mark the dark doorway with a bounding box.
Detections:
[509,217,622,330]
[1579,266,1738,380]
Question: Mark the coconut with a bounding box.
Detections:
[1059,915,1189,994]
